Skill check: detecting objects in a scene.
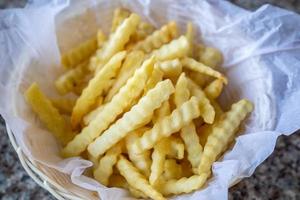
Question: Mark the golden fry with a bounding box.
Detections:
[71,51,126,129]
[105,51,144,102]
[62,57,155,157]
[157,59,182,78]
[152,36,189,61]
[93,143,123,186]
[182,57,228,84]
[163,159,182,180]
[185,22,194,57]
[204,79,224,99]
[126,127,152,177]
[157,174,209,195]
[117,156,166,200]
[132,97,200,154]
[133,21,177,53]
[198,99,253,174]
[199,46,223,68]
[24,83,74,145]
[50,98,75,115]
[88,80,175,158]
[61,37,97,68]
[111,8,131,33]
[55,61,89,95]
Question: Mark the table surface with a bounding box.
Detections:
[0,0,300,200]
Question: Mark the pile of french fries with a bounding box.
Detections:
[24,8,253,200]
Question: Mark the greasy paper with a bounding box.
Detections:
[0,0,300,199]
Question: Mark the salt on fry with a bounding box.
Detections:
[62,57,155,157]
[198,99,253,174]
[24,83,74,145]
[71,51,126,129]
[88,80,175,158]
[117,156,166,200]
[132,96,201,154]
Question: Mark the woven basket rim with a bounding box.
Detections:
[5,124,85,200]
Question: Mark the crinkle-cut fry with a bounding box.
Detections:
[157,59,182,78]
[143,64,163,94]
[91,14,140,72]
[108,173,148,199]
[182,57,228,84]
[71,51,126,129]
[126,127,152,176]
[198,99,253,174]
[152,35,189,61]
[111,8,131,33]
[96,96,103,107]
[105,51,145,102]
[157,174,209,196]
[163,159,182,180]
[193,43,205,60]
[132,96,201,154]
[61,37,97,68]
[103,78,115,95]
[187,78,215,124]
[97,29,106,47]
[93,142,123,186]
[117,156,166,200]
[150,139,167,186]
[174,73,202,168]
[204,79,224,99]
[197,100,224,147]
[83,104,106,126]
[25,83,74,145]
[186,70,207,87]
[152,100,171,124]
[133,21,177,53]
[72,78,89,96]
[185,22,194,57]
[61,57,155,157]
[55,61,89,95]
[130,22,155,43]
[174,73,190,106]
[88,151,99,169]
[181,122,202,169]
[50,98,75,115]
[150,136,184,185]
[199,46,223,68]
[88,80,175,158]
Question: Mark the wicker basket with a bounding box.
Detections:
[5,124,99,200]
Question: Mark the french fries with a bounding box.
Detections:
[24,8,254,199]
[87,80,175,158]
[71,51,126,129]
[25,83,74,145]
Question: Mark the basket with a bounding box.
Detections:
[5,124,99,200]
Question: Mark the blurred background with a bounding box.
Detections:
[0,0,299,199]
